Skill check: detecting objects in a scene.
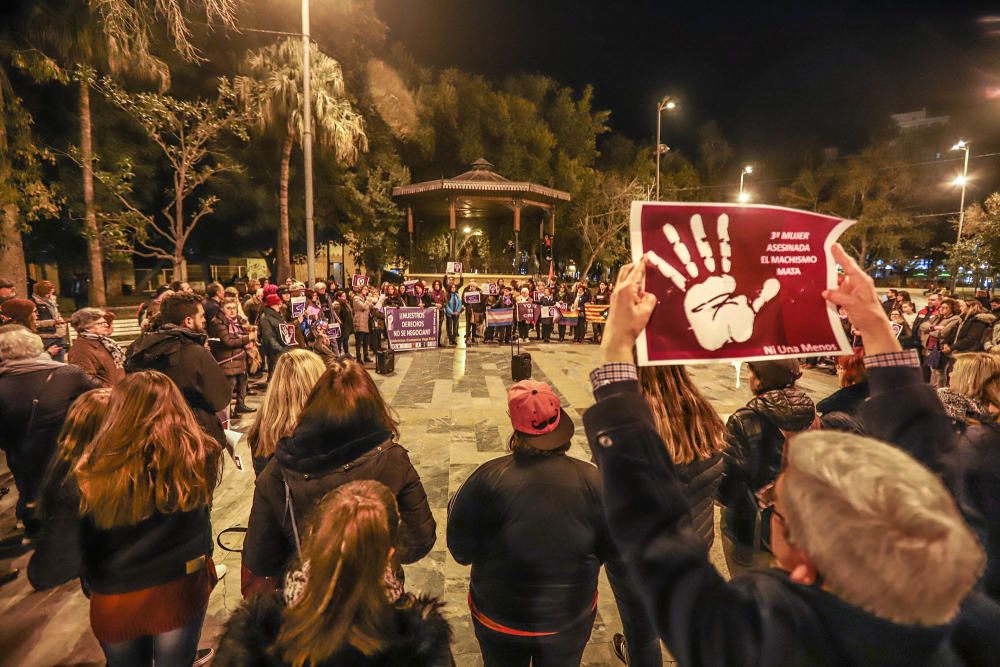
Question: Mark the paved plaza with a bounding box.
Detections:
[0,338,842,666]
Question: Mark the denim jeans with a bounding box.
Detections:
[473,610,595,667]
[607,565,662,667]
[99,608,205,667]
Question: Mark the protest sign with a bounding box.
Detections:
[327,322,342,339]
[630,201,854,365]
[384,307,438,350]
[464,291,481,304]
[447,261,463,274]
[488,283,499,295]
[515,302,537,323]
[584,304,610,323]
[486,308,514,327]
[291,296,307,319]
[352,274,370,290]
[532,290,543,302]
[540,306,555,320]
[279,323,298,346]
[403,279,418,295]
[306,305,322,319]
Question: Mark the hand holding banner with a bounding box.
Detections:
[631,201,854,364]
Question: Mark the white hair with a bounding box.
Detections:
[781,430,983,626]
[0,325,44,361]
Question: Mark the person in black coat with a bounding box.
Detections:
[816,352,870,417]
[241,359,435,597]
[0,325,98,534]
[582,253,1000,667]
[125,292,231,451]
[945,300,996,356]
[258,294,295,377]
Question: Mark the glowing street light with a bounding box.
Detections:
[462,225,472,234]
[952,175,969,187]
[949,139,971,290]
[655,96,678,200]
[738,165,753,203]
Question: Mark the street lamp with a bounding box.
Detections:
[655,96,677,200]
[462,225,472,234]
[302,0,316,284]
[738,165,753,203]
[950,139,971,289]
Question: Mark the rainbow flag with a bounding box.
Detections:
[557,308,579,327]
[486,308,514,327]
[585,304,610,323]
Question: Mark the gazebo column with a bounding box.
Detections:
[407,207,414,269]
[513,201,522,267]
[449,199,457,260]
[550,207,556,277]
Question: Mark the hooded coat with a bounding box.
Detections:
[0,356,97,527]
[242,427,436,593]
[213,591,453,667]
[124,325,231,449]
[719,387,817,547]
[951,312,997,353]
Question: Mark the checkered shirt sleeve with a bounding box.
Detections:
[590,362,639,389]
[863,349,920,369]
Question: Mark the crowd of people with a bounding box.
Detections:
[1,259,1000,666]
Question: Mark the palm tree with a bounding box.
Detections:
[17,0,237,305]
[235,38,367,282]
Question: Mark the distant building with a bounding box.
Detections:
[891,108,950,132]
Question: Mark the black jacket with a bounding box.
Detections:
[719,387,816,546]
[676,454,725,548]
[125,325,231,449]
[817,381,870,416]
[243,428,436,581]
[214,591,453,667]
[0,357,97,526]
[584,378,1000,667]
[259,307,291,356]
[447,453,618,632]
[951,313,996,353]
[955,424,1000,602]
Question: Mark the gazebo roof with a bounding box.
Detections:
[392,158,572,206]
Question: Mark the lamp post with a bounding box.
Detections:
[655,96,676,200]
[950,139,971,290]
[738,165,753,203]
[302,0,316,285]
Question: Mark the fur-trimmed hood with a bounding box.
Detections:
[213,591,453,667]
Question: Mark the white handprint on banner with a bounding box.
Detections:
[647,213,780,351]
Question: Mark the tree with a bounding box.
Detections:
[11,0,240,306]
[0,68,60,296]
[574,173,651,281]
[943,193,1000,289]
[93,76,246,280]
[778,165,837,213]
[235,38,368,282]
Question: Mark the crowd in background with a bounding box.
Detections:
[2,261,1000,666]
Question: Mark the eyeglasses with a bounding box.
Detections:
[755,481,786,524]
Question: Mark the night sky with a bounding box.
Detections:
[376,0,1000,161]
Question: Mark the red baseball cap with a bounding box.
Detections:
[508,380,575,450]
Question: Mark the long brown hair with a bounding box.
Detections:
[76,371,222,528]
[278,480,400,666]
[296,358,399,441]
[39,389,111,519]
[638,365,727,464]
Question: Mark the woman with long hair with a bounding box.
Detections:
[216,480,452,667]
[28,388,110,590]
[75,371,223,666]
[246,349,326,476]
[242,358,435,598]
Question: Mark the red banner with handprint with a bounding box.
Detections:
[630,202,855,365]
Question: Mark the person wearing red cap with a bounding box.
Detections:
[258,294,293,379]
[447,380,625,666]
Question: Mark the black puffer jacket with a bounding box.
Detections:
[816,381,870,417]
[214,591,453,667]
[243,428,436,585]
[675,454,725,548]
[125,325,231,450]
[719,387,816,546]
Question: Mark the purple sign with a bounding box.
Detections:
[516,302,538,323]
[384,307,439,351]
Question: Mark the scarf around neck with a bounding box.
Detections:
[80,331,126,368]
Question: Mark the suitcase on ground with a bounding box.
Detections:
[511,336,532,381]
[376,348,395,375]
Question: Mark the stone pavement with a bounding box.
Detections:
[0,337,841,666]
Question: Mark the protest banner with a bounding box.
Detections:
[403,279,418,295]
[446,261,463,274]
[305,305,322,319]
[351,274,370,290]
[532,290,543,302]
[557,305,578,327]
[584,303,610,323]
[487,283,499,296]
[515,302,538,323]
[630,201,855,365]
[464,291,481,304]
[384,307,438,350]
[540,306,555,320]
[486,308,514,327]
[279,323,298,346]
[291,296,306,319]
[327,322,342,339]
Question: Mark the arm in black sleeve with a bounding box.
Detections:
[192,346,232,413]
[446,466,495,566]
[392,448,437,563]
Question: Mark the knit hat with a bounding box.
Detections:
[508,380,575,450]
[263,284,279,297]
[264,294,282,308]
[747,359,802,392]
[0,298,36,324]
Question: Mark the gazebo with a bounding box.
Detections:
[392,159,571,274]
